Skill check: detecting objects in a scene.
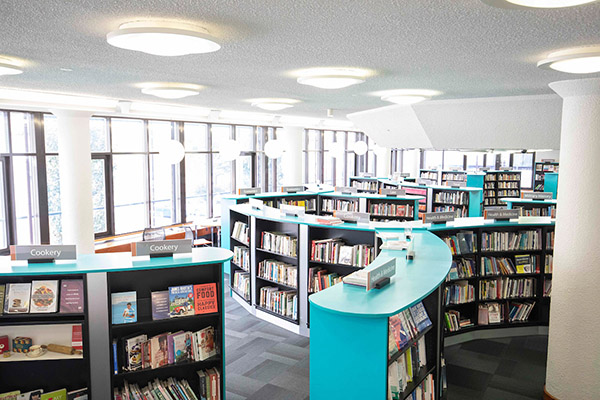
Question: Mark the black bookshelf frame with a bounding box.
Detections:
[483,171,522,208]
[230,210,251,304]
[366,198,417,221]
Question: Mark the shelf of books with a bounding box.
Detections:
[440,171,467,186]
[108,262,224,400]
[349,176,381,193]
[399,183,430,219]
[0,274,89,397]
[319,194,360,215]
[483,171,521,208]
[433,224,554,338]
[430,187,482,218]
[260,195,319,213]
[366,197,418,221]
[534,161,559,192]
[420,169,440,184]
[230,210,251,304]
[500,198,557,218]
[255,218,300,325]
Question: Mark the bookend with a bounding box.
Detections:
[374,277,391,289]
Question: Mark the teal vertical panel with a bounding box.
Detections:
[468,191,483,217]
[310,305,388,399]
[505,201,514,209]
[545,173,559,199]
[466,174,484,190]
[414,199,420,220]
[221,198,238,276]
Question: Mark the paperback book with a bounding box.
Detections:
[18,390,43,400]
[169,285,194,317]
[150,333,170,369]
[4,283,31,314]
[193,283,218,315]
[151,290,170,320]
[30,280,59,313]
[0,284,5,315]
[125,334,147,371]
[59,280,84,313]
[111,291,137,324]
[41,389,67,400]
[197,326,217,361]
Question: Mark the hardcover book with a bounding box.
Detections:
[5,283,31,314]
[198,326,216,361]
[40,389,67,400]
[125,334,147,371]
[193,283,218,315]
[18,390,43,400]
[141,340,151,370]
[59,280,84,314]
[150,333,170,369]
[66,388,87,400]
[111,291,137,324]
[30,280,59,313]
[408,302,432,333]
[72,324,83,351]
[0,284,5,315]
[169,285,194,317]
[0,335,8,354]
[338,246,354,265]
[0,392,20,400]
[151,290,170,320]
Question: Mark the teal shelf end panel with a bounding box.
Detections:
[413,198,420,220]
[221,197,240,276]
[466,173,484,191]
[545,173,559,199]
[468,190,483,217]
[309,305,388,400]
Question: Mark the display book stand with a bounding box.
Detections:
[429,221,554,338]
[483,170,522,208]
[534,161,559,192]
[0,249,231,399]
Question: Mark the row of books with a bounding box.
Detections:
[484,190,497,198]
[480,229,542,251]
[387,338,428,399]
[447,259,476,280]
[279,198,316,211]
[0,388,87,400]
[497,189,520,197]
[484,173,520,181]
[484,198,498,206]
[310,238,375,268]
[257,259,297,288]
[388,302,432,356]
[497,181,520,189]
[231,221,249,245]
[368,202,414,217]
[0,280,83,314]
[321,198,359,213]
[260,231,298,257]
[420,171,438,180]
[441,172,466,181]
[403,373,434,400]
[433,191,468,205]
[444,310,474,332]
[439,231,476,255]
[119,326,216,373]
[444,281,475,305]
[114,373,219,400]
[258,287,297,320]
[479,277,536,300]
[484,182,496,189]
[481,255,538,276]
[546,231,554,250]
[351,181,378,191]
[232,246,249,271]
[232,271,250,301]
[536,164,558,172]
[433,205,467,218]
[308,267,342,293]
[545,254,553,273]
[515,206,555,218]
[479,301,535,324]
[544,279,552,297]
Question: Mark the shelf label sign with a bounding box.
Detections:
[281,185,305,193]
[335,186,358,194]
[446,181,466,188]
[381,188,407,197]
[280,204,305,218]
[367,258,396,291]
[249,198,264,210]
[134,239,192,257]
[239,187,262,196]
[417,178,435,185]
[424,211,455,224]
[484,209,520,221]
[522,192,553,200]
[334,211,370,224]
[12,245,77,263]
[400,173,411,178]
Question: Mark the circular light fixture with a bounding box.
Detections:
[159,140,185,164]
[377,89,442,105]
[352,141,368,156]
[107,21,220,56]
[481,0,597,8]
[329,142,345,159]
[218,139,242,162]
[264,140,285,158]
[538,46,600,74]
[250,98,300,111]
[140,83,203,99]
[296,68,369,89]
[0,58,22,76]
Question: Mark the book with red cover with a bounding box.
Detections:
[71,324,83,351]
[59,280,84,314]
[194,283,218,315]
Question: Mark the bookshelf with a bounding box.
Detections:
[399,182,431,219]
[441,170,467,186]
[229,210,251,304]
[500,198,557,218]
[430,186,483,218]
[349,176,381,193]
[545,172,559,199]
[534,161,559,192]
[319,193,360,214]
[420,169,440,184]
[483,171,522,208]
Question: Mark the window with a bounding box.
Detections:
[304,129,321,184]
[113,154,147,234]
[512,152,535,189]
[466,152,485,171]
[423,150,443,170]
[402,149,420,177]
[0,159,7,251]
[485,153,497,169]
[184,123,209,222]
[323,131,335,185]
[443,151,464,170]
[211,125,233,216]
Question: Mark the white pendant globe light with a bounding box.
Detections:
[219,139,242,162]
[482,0,597,8]
[264,140,285,159]
[538,46,600,74]
[159,140,185,164]
[107,21,220,56]
[352,141,368,156]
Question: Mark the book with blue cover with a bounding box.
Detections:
[409,302,432,333]
[151,290,170,320]
[111,291,137,324]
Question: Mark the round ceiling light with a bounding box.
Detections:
[218,139,242,162]
[250,98,300,111]
[140,83,203,99]
[538,46,600,74]
[107,21,220,56]
[377,89,442,105]
[481,0,597,8]
[296,68,369,89]
[0,58,23,76]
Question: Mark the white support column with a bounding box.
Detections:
[279,125,304,186]
[545,78,600,399]
[376,147,391,177]
[51,109,95,254]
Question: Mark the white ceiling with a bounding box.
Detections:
[0,0,599,119]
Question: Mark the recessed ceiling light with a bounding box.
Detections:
[0,58,22,76]
[249,98,300,111]
[296,68,369,89]
[481,0,597,8]
[107,21,220,56]
[376,89,442,105]
[60,68,73,72]
[538,46,600,74]
[140,83,203,99]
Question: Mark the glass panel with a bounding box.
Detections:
[306,129,319,151]
[466,152,485,171]
[113,154,147,234]
[256,127,265,190]
[499,153,510,168]
[403,149,420,176]
[148,121,174,152]
[236,126,254,152]
[90,117,109,152]
[12,156,40,244]
[211,124,232,151]
[44,114,59,153]
[346,132,356,179]
[443,151,464,170]
[512,153,534,189]
[184,123,208,151]
[335,132,346,186]
[91,159,107,233]
[150,154,178,227]
[306,151,318,184]
[485,153,497,168]
[212,153,232,217]
[46,155,62,244]
[423,150,443,170]
[0,112,8,153]
[10,112,35,153]
[185,154,209,221]
[0,160,7,249]
[323,131,334,186]
[112,118,145,152]
[236,155,253,190]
